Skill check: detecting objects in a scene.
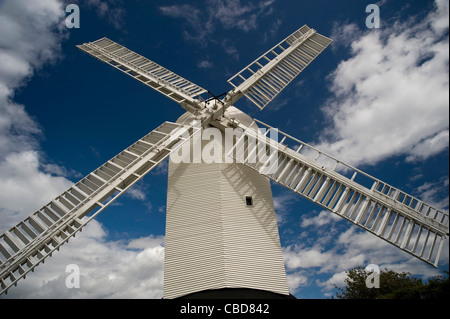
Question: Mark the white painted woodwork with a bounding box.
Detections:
[164,107,289,299]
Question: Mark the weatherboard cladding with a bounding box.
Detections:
[164,162,289,299]
[163,109,289,299]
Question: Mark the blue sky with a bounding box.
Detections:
[0,0,448,299]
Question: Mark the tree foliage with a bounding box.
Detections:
[333,266,449,299]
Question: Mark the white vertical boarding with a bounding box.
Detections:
[164,109,289,299]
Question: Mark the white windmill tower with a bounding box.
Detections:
[0,25,448,299]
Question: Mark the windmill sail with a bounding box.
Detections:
[0,121,199,294]
[77,38,208,113]
[226,25,332,110]
[229,119,449,267]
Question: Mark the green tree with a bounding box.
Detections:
[333,267,449,299]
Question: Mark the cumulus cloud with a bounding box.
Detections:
[283,5,450,296]
[1,221,165,299]
[0,0,162,299]
[317,271,347,292]
[0,0,71,229]
[283,219,445,295]
[283,244,336,270]
[300,210,342,228]
[315,0,449,167]
[0,0,65,159]
[285,271,308,294]
[0,0,65,87]
[0,151,73,232]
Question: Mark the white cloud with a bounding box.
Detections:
[292,3,450,297]
[127,235,164,250]
[41,162,83,179]
[317,271,347,291]
[0,0,65,157]
[0,151,72,232]
[287,6,450,296]
[300,210,342,228]
[159,4,201,25]
[316,0,449,167]
[126,183,147,202]
[283,244,335,270]
[0,0,163,299]
[0,0,64,163]
[0,0,70,231]
[406,130,449,163]
[0,0,65,87]
[1,221,165,299]
[414,177,449,211]
[283,222,447,295]
[286,271,308,294]
[430,0,450,34]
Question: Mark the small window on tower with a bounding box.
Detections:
[245,196,253,206]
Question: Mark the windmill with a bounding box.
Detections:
[0,25,448,298]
